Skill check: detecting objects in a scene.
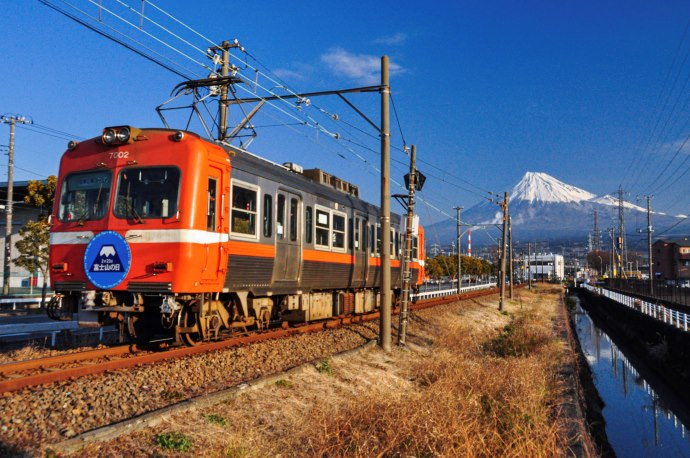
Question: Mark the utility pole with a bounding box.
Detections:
[454,206,463,295]
[398,145,416,346]
[616,185,627,278]
[528,242,532,289]
[609,228,615,279]
[593,209,601,251]
[379,56,392,353]
[508,216,513,299]
[499,192,509,311]
[1,114,32,296]
[647,196,653,296]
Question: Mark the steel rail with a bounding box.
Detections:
[0,287,505,394]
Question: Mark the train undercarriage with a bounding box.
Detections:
[47,288,390,346]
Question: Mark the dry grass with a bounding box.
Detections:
[76,285,576,457]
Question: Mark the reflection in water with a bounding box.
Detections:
[574,300,690,457]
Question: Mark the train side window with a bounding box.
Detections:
[263,194,272,238]
[376,226,382,255]
[353,218,359,251]
[332,212,346,251]
[305,206,313,244]
[230,182,257,237]
[362,220,368,252]
[412,236,418,260]
[289,198,298,242]
[315,209,330,248]
[276,194,285,240]
[390,229,394,257]
[370,225,375,253]
[207,178,217,231]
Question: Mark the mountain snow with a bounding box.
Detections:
[429,171,689,245]
[510,172,596,203]
[511,172,648,212]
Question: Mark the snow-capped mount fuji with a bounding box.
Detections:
[427,171,686,246]
[510,172,596,204]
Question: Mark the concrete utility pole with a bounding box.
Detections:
[609,228,616,279]
[1,114,32,296]
[647,196,653,295]
[455,206,463,295]
[528,242,532,289]
[398,145,416,346]
[508,216,513,299]
[379,56,392,353]
[499,192,509,311]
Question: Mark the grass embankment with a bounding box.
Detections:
[77,285,586,457]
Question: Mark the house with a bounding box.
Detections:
[653,238,690,281]
[0,181,49,294]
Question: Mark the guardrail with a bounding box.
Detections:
[584,284,690,332]
[0,297,44,311]
[413,282,497,301]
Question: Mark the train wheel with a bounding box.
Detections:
[257,307,271,331]
[180,303,204,346]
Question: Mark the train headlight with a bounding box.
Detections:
[101,126,142,145]
[102,128,116,145]
[116,127,130,143]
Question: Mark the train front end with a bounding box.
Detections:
[47,126,230,341]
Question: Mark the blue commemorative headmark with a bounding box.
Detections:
[83,231,132,289]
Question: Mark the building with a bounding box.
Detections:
[0,181,49,293]
[522,253,565,281]
[652,238,690,281]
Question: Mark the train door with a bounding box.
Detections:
[201,167,223,282]
[274,191,302,282]
[352,214,367,287]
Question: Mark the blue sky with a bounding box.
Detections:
[2,1,690,225]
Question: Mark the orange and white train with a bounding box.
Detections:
[47,126,425,345]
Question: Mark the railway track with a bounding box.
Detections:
[0,287,500,394]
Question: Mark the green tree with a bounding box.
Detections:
[24,176,56,214]
[13,176,56,305]
[14,220,50,302]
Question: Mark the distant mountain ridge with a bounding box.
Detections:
[426,171,687,247]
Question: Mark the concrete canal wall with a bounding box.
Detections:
[573,286,690,407]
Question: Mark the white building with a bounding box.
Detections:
[522,253,565,281]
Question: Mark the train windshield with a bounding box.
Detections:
[58,170,112,222]
[114,167,180,220]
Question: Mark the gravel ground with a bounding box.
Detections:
[0,322,379,456]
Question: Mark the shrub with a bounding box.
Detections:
[315,358,333,376]
[155,432,192,452]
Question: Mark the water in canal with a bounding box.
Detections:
[573,299,690,457]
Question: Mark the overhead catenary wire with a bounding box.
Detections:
[622,19,690,192]
[39,0,196,80]
[38,0,487,226]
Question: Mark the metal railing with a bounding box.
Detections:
[584,284,690,332]
[413,282,497,301]
[0,297,43,311]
